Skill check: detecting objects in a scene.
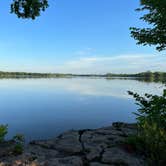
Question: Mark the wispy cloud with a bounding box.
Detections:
[1,54,166,73]
[50,54,166,74]
[74,48,95,56]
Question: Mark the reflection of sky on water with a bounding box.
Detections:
[59,78,163,98]
[0,78,164,141]
[0,78,163,98]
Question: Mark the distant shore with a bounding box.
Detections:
[0,71,166,81]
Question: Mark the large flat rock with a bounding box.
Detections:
[102,147,144,166]
[0,122,145,166]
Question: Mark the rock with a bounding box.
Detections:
[43,156,83,166]
[95,127,124,136]
[30,130,82,155]
[0,158,40,166]
[54,130,83,154]
[26,145,59,160]
[0,141,16,157]
[81,127,126,161]
[0,163,6,166]
[90,162,112,166]
[30,139,58,149]
[102,147,144,166]
[0,122,145,166]
[86,145,103,161]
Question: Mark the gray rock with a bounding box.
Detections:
[0,156,83,166]
[30,139,58,149]
[96,127,124,136]
[54,131,82,154]
[86,145,103,161]
[43,156,83,166]
[90,162,113,166]
[26,145,59,160]
[30,130,82,155]
[121,127,137,137]
[102,147,144,166]
[81,128,125,161]
[0,141,16,157]
[0,122,145,166]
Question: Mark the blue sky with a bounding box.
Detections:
[0,0,165,74]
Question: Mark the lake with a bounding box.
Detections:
[0,78,164,142]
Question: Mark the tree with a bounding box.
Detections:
[130,0,166,51]
[11,0,49,19]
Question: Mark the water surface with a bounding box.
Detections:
[0,78,164,141]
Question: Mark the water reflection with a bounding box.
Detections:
[0,78,164,141]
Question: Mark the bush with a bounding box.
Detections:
[128,89,166,166]
[0,125,8,143]
[13,134,25,143]
[128,89,166,129]
[0,125,24,155]
[13,144,24,155]
[12,134,25,155]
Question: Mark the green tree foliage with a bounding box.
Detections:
[127,90,166,165]
[11,0,49,19]
[128,2,166,164]
[128,90,166,129]
[106,71,166,83]
[130,0,166,51]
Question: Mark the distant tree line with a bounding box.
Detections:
[106,71,166,83]
[0,71,72,78]
[0,71,166,80]
[106,71,166,78]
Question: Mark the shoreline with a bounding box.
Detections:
[0,122,145,166]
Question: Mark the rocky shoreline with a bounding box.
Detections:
[0,122,145,166]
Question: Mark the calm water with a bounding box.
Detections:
[0,78,164,141]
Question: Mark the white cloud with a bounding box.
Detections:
[50,54,166,74]
[74,48,95,56]
[1,54,166,74]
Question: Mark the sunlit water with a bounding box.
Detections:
[0,78,164,142]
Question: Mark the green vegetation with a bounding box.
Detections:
[0,71,166,81]
[0,71,73,78]
[106,71,166,82]
[12,144,24,155]
[12,134,25,155]
[11,0,49,19]
[107,71,166,78]
[128,90,166,128]
[130,0,166,51]
[1,0,166,163]
[0,125,8,143]
[0,125,24,155]
[126,1,166,165]
[127,90,166,165]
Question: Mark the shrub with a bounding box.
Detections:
[12,134,25,155]
[0,125,8,143]
[128,89,166,129]
[128,89,166,166]
[0,125,24,155]
[13,144,24,155]
[13,134,25,143]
